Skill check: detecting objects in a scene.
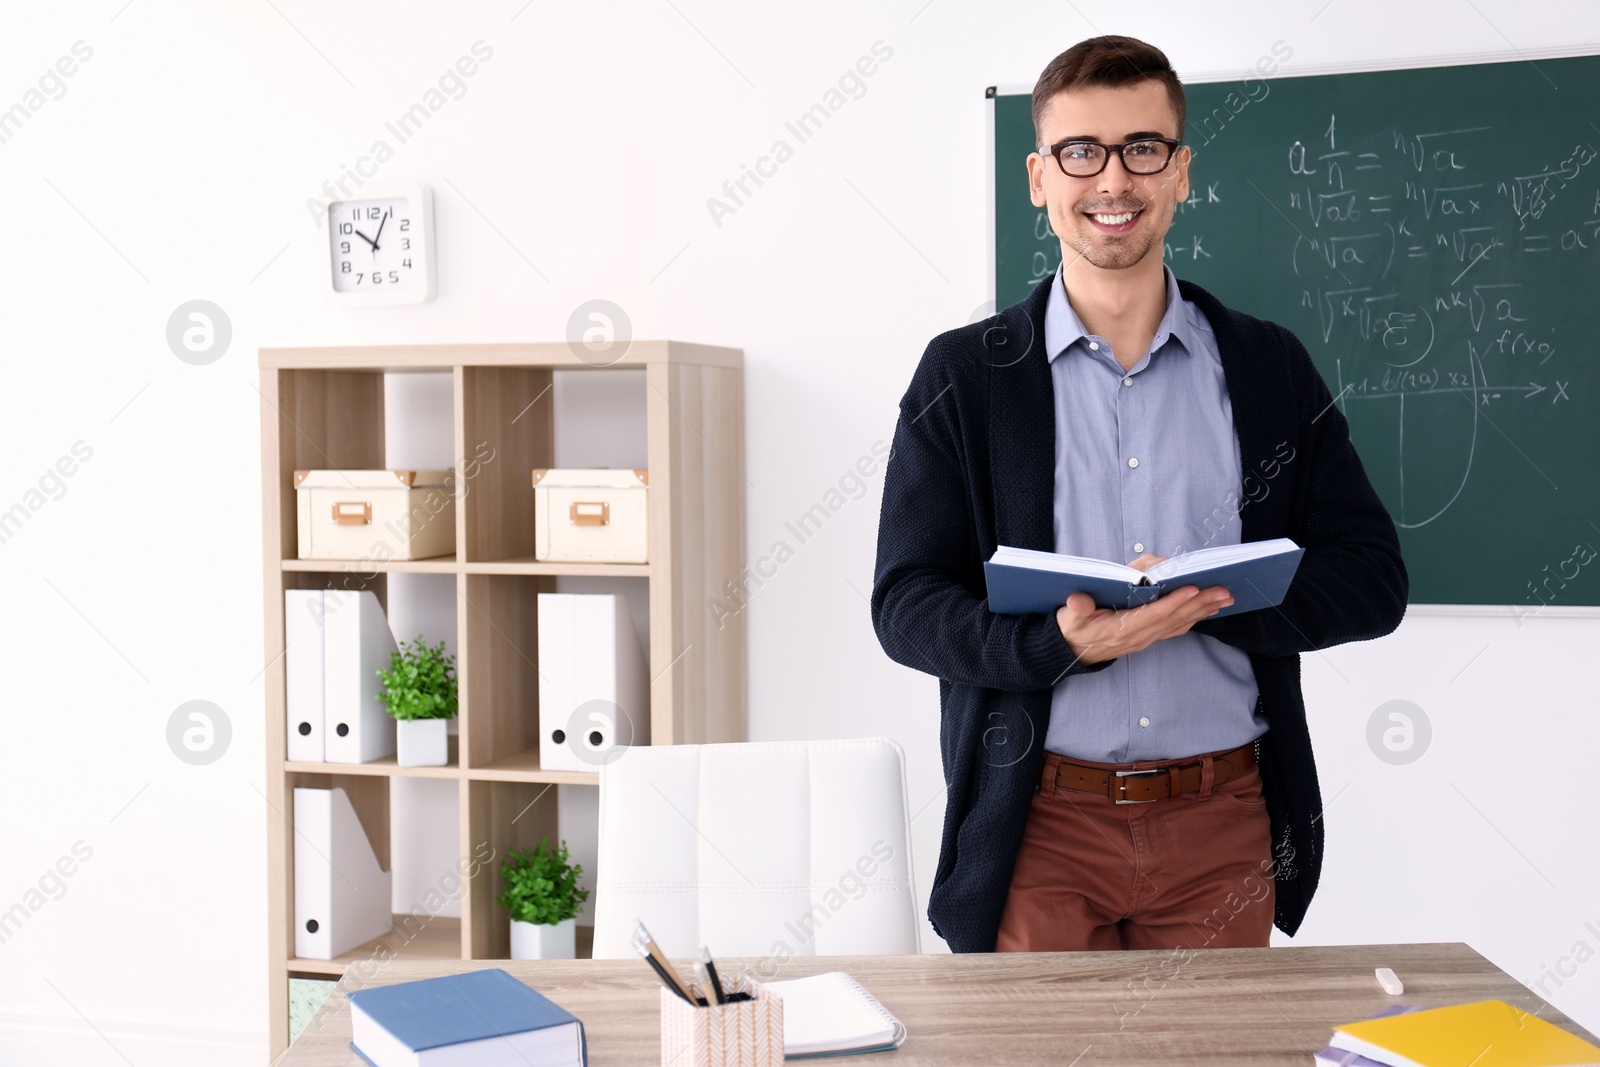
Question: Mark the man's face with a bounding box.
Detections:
[1027,79,1190,273]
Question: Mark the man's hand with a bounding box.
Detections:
[1054,553,1233,665]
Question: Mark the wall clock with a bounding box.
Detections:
[326,183,436,305]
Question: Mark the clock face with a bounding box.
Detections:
[329,197,419,292]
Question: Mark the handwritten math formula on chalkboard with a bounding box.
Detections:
[1261,118,1581,419]
[992,55,1600,606]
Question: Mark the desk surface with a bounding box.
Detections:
[283,943,1595,1065]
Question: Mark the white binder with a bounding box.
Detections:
[285,590,326,762]
[538,593,649,772]
[323,590,398,764]
[293,786,394,960]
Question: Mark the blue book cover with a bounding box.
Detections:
[347,968,585,1066]
[984,538,1303,618]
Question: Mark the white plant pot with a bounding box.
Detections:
[510,916,576,960]
[396,718,449,767]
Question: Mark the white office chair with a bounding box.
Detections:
[591,737,921,959]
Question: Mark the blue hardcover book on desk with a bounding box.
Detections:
[347,967,586,1067]
[984,538,1303,618]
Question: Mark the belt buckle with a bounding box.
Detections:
[1113,767,1163,804]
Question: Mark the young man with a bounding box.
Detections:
[871,36,1407,953]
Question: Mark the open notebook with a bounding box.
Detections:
[764,972,907,1058]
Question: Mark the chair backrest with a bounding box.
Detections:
[591,738,920,960]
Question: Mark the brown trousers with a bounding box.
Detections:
[996,749,1275,952]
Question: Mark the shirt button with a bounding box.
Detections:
[1122,376,1133,387]
[1088,341,1099,350]
[1127,457,1139,468]
[1139,716,1151,728]
[1133,542,1144,553]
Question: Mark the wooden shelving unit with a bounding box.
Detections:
[258,341,746,1057]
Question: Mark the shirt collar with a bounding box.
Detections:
[1044,261,1196,364]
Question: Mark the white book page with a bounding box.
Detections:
[354,1009,583,1067]
[1144,538,1300,581]
[990,545,1143,582]
[1327,1032,1428,1067]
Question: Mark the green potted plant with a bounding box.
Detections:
[376,635,458,767]
[498,836,589,960]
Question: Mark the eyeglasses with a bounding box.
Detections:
[1038,137,1184,178]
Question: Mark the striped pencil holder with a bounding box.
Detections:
[659,973,784,1067]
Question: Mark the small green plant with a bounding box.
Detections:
[376,635,458,721]
[498,837,589,926]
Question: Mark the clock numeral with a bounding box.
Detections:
[340,261,352,273]
[402,258,412,269]
[355,273,364,284]
[401,238,410,250]
[338,222,353,235]
[373,273,383,285]
[388,271,399,283]
[340,241,350,254]
[398,218,410,232]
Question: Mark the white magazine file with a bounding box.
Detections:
[293,786,393,959]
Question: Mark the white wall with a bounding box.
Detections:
[0,1,1596,1062]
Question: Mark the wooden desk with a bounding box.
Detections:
[282,943,1596,1065]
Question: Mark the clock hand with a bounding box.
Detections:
[353,228,378,251]
[371,210,389,251]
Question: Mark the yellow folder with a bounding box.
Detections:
[1331,1000,1600,1067]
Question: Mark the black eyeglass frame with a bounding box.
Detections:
[1037,137,1186,178]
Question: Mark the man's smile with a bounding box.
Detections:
[1084,207,1143,232]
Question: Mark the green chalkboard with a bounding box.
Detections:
[992,55,1600,609]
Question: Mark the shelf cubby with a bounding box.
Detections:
[458,364,552,565]
[465,779,561,960]
[459,571,548,773]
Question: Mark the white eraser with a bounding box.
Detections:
[1375,967,1404,995]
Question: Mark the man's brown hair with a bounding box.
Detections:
[1031,36,1186,147]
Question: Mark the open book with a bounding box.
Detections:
[984,538,1303,618]
[764,972,907,1058]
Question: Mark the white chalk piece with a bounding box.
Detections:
[1375,966,1404,995]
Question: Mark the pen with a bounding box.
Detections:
[647,952,698,1005]
[631,921,698,1004]
[700,945,727,1005]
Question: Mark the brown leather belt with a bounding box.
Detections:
[1053,742,1256,804]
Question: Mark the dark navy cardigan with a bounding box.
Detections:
[870,271,1408,952]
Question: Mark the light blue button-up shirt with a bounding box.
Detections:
[1043,262,1266,763]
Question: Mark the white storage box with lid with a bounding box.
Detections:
[531,468,649,563]
[294,469,456,561]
